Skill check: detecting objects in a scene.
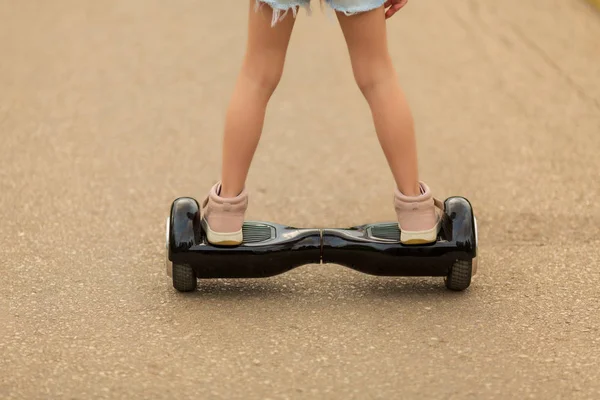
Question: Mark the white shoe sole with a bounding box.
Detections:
[400,223,439,245]
[203,221,243,246]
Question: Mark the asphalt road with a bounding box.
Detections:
[1,1,600,398]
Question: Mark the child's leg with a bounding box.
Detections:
[220,0,297,198]
[336,7,419,197]
[202,1,296,246]
[336,6,440,244]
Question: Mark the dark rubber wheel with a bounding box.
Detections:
[445,260,472,291]
[173,264,197,292]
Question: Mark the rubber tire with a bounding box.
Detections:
[445,260,472,291]
[173,264,197,292]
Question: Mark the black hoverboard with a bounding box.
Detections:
[165,197,478,292]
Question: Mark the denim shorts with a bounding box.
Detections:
[256,0,386,25]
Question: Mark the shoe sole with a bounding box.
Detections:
[400,224,439,245]
[203,220,243,246]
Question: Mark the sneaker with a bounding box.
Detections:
[201,182,248,246]
[394,182,443,245]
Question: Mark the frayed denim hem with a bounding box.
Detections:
[255,0,312,27]
[324,0,385,16]
[255,0,385,26]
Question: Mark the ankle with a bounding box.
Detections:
[218,182,245,199]
[220,187,241,199]
[397,183,421,198]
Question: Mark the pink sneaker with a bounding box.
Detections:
[394,182,443,245]
[201,182,248,246]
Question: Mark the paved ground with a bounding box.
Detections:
[1,0,600,398]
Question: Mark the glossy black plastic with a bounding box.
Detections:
[169,198,321,278]
[321,197,476,276]
[168,196,476,279]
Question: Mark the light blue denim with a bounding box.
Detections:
[256,0,386,26]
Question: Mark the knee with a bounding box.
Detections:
[242,58,284,94]
[352,57,394,96]
[354,73,379,96]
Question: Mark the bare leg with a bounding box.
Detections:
[220,1,296,197]
[336,7,420,196]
